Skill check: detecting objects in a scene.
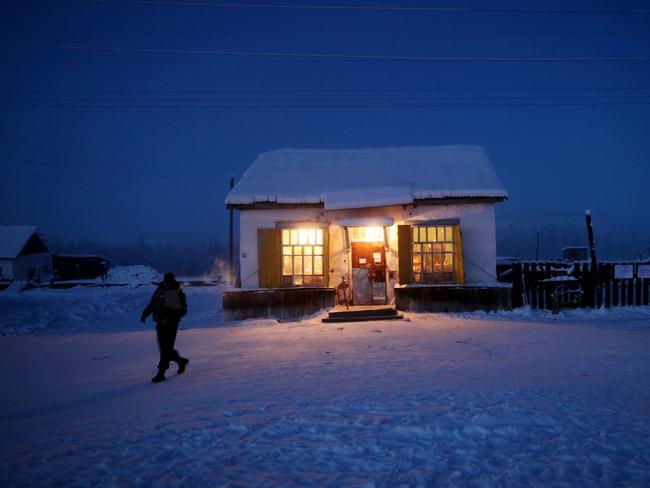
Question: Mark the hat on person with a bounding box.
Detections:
[163,272,176,283]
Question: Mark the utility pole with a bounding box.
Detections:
[585,209,600,307]
[228,175,235,286]
[535,228,540,261]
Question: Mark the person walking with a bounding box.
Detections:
[141,272,189,383]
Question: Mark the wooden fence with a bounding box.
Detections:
[499,261,650,309]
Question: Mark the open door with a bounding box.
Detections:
[351,241,387,305]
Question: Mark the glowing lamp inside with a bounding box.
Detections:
[349,226,384,243]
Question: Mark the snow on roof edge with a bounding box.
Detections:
[226,145,509,207]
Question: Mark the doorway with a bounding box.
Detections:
[351,241,387,305]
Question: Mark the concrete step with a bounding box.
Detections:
[327,307,397,319]
[322,313,404,323]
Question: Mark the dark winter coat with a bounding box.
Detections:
[141,281,187,325]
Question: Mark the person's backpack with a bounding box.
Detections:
[163,289,182,310]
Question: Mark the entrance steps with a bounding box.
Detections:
[322,306,404,323]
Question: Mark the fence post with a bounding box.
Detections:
[628,277,635,306]
[621,278,627,306]
[603,263,611,308]
[581,263,594,307]
[512,263,523,308]
[544,263,553,309]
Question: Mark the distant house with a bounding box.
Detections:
[0,226,52,282]
[224,146,511,318]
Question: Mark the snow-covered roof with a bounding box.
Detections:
[226,146,508,210]
[0,226,38,258]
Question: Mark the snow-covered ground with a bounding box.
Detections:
[1,288,649,486]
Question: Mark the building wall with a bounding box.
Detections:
[0,259,14,279]
[12,253,53,282]
[238,202,497,289]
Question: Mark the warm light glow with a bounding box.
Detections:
[349,226,385,242]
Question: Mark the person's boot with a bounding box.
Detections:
[151,369,166,383]
[177,357,189,375]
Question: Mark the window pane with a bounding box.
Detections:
[433,254,442,273]
[304,275,313,285]
[290,229,298,245]
[443,253,453,272]
[282,276,293,286]
[316,229,323,245]
[308,229,316,245]
[293,246,302,255]
[283,246,293,255]
[304,246,312,255]
[419,227,427,243]
[423,253,432,273]
[444,243,453,253]
[293,275,303,285]
[413,253,421,264]
[282,229,290,245]
[304,256,313,275]
[294,255,303,275]
[298,229,308,245]
[427,226,436,242]
[434,244,443,253]
[283,256,293,275]
[314,256,323,275]
[437,227,445,242]
[413,243,421,253]
[314,246,323,255]
[412,260,422,274]
[445,226,453,241]
[422,243,431,253]
[412,227,418,242]
[413,273,422,283]
[313,276,324,285]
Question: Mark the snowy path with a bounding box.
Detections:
[1,314,649,486]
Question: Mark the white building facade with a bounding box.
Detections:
[227,146,507,306]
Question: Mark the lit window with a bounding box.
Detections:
[282,228,325,286]
[412,225,455,283]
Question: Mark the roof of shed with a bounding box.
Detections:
[226,145,508,209]
[0,226,39,258]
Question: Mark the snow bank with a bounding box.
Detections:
[106,265,161,285]
[0,285,225,335]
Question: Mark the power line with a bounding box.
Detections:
[3,102,650,109]
[0,196,221,224]
[12,29,650,35]
[0,162,216,204]
[0,144,214,198]
[80,1,650,15]
[5,95,650,102]
[4,42,650,62]
[3,87,650,94]
[0,130,220,185]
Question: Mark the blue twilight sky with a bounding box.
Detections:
[1,0,649,244]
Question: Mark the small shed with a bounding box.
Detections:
[0,226,52,283]
[224,146,511,319]
[53,255,110,281]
